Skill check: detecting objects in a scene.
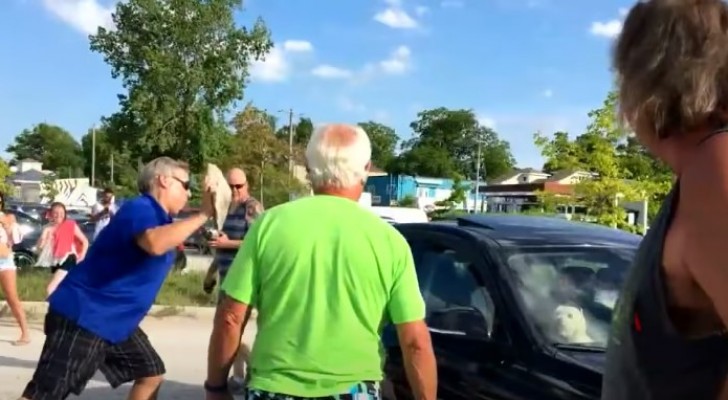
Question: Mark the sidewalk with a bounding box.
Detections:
[0,312,257,400]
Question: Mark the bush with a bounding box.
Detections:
[2,269,216,307]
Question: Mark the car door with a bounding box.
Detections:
[411,231,540,400]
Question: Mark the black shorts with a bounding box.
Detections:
[22,311,166,400]
[50,254,77,273]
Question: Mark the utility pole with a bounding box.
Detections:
[287,108,294,183]
[110,153,115,185]
[474,135,481,213]
[91,125,96,187]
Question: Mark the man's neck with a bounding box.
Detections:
[147,189,170,214]
[314,187,362,202]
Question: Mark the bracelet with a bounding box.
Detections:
[204,380,229,393]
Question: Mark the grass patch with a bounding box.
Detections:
[1,268,217,307]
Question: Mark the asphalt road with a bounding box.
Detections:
[0,312,257,400]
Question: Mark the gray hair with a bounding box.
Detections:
[305,124,371,189]
[137,157,189,193]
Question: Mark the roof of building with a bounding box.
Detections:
[9,169,47,182]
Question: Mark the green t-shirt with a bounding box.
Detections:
[221,195,425,397]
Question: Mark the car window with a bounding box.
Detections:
[505,246,635,348]
[411,239,496,339]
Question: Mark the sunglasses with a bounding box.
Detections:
[229,183,246,190]
[171,176,191,191]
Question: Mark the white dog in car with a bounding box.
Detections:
[553,304,592,344]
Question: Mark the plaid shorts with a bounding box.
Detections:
[244,381,381,400]
[22,311,166,400]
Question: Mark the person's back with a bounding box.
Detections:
[230,195,412,395]
[603,1,728,399]
[206,123,437,400]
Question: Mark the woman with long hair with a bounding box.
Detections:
[36,202,88,296]
[0,192,30,345]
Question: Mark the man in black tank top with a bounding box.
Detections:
[604,2,728,399]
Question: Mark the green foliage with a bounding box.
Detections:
[276,117,314,146]
[357,121,400,171]
[390,108,515,180]
[40,174,59,202]
[90,0,272,171]
[4,269,215,307]
[0,159,12,195]
[534,190,563,214]
[428,174,469,219]
[6,123,84,175]
[222,105,307,207]
[534,89,672,228]
[398,195,417,208]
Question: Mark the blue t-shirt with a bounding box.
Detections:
[49,194,175,343]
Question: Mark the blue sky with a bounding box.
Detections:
[0,0,631,169]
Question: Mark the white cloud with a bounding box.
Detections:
[313,45,413,81]
[311,65,353,79]
[378,45,411,74]
[41,0,115,35]
[250,39,314,83]
[282,40,313,52]
[542,89,553,98]
[589,8,629,39]
[477,115,496,128]
[415,5,429,16]
[374,7,418,29]
[250,47,288,83]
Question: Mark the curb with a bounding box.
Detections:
[0,301,219,321]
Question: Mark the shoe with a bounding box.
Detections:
[228,376,246,395]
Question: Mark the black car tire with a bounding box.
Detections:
[13,250,37,270]
[173,250,187,272]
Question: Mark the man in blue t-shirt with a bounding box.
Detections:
[20,157,214,400]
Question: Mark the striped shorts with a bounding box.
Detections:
[244,382,381,400]
[22,311,166,399]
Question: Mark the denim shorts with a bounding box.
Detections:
[0,256,16,271]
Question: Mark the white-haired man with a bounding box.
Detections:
[206,124,437,400]
[21,157,214,400]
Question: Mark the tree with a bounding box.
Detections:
[0,159,12,195]
[223,105,306,206]
[80,126,140,190]
[390,107,515,180]
[40,173,59,202]
[357,121,399,171]
[533,89,672,227]
[276,117,314,146]
[90,0,272,171]
[6,123,84,175]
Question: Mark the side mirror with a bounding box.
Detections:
[428,306,492,339]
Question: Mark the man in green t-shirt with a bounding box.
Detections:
[206,123,437,400]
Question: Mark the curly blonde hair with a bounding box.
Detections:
[614,0,728,138]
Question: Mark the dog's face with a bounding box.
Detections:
[553,304,591,343]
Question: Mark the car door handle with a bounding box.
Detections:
[428,327,467,336]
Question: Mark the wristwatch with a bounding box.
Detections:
[204,380,229,393]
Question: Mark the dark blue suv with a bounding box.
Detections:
[382,215,640,400]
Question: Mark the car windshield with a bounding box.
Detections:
[503,245,636,349]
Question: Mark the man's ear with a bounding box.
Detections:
[365,161,371,172]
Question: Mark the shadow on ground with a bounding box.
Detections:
[0,355,204,400]
[76,380,204,399]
